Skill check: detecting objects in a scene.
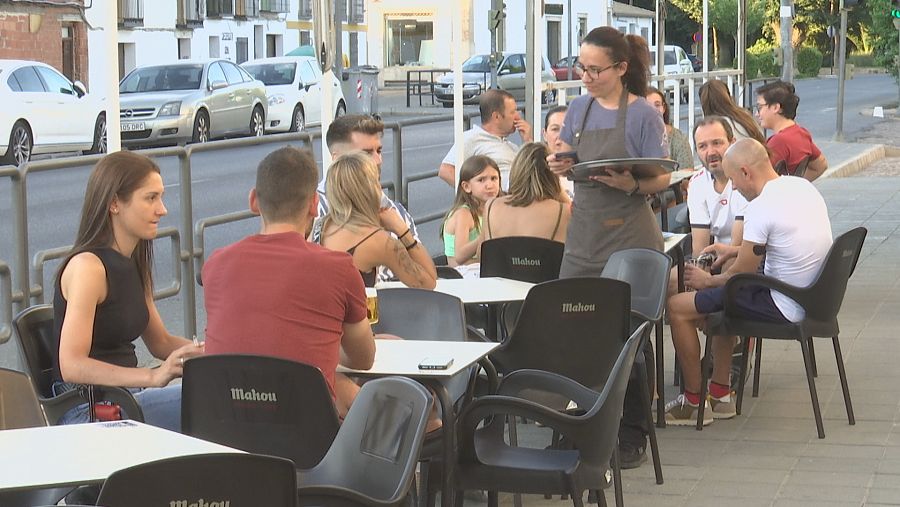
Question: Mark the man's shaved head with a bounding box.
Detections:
[723,138,777,201]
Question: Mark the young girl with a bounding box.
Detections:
[440,155,501,267]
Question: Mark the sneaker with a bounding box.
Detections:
[664,394,713,426]
[617,440,647,469]
[709,392,737,419]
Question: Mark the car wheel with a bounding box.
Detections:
[290,105,305,133]
[192,111,210,144]
[335,101,346,118]
[250,106,265,137]
[542,89,557,104]
[2,121,32,166]
[87,114,107,154]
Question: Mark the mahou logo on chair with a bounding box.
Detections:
[169,499,230,507]
[561,302,596,313]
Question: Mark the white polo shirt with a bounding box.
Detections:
[742,176,832,322]
[687,169,748,246]
[442,124,519,190]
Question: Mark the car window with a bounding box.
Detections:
[220,61,245,85]
[35,66,75,95]
[298,61,318,86]
[502,54,526,74]
[649,51,678,66]
[119,65,203,93]
[239,66,255,83]
[461,55,492,73]
[207,63,227,87]
[11,66,48,92]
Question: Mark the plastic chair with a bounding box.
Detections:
[181,354,340,470]
[455,322,650,507]
[793,155,811,179]
[96,453,298,507]
[480,236,564,283]
[601,248,673,485]
[297,376,432,507]
[12,304,144,424]
[0,368,74,506]
[702,227,867,438]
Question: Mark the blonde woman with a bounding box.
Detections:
[320,151,436,289]
[480,142,570,244]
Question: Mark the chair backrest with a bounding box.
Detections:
[299,377,432,506]
[181,354,341,469]
[0,367,47,429]
[793,155,811,178]
[602,248,673,323]
[436,265,464,279]
[802,227,867,322]
[492,277,631,389]
[373,288,468,342]
[480,236,564,283]
[97,453,298,507]
[12,304,57,398]
[774,159,788,176]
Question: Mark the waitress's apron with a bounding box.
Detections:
[560,91,664,277]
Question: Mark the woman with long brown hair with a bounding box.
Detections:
[699,79,766,146]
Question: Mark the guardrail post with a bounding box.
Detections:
[12,164,29,311]
[392,124,405,207]
[179,149,198,340]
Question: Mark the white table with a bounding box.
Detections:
[669,168,696,187]
[0,420,241,492]
[340,339,499,507]
[376,277,535,305]
[664,232,690,255]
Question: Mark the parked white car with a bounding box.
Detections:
[433,52,558,107]
[241,56,347,133]
[649,45,694,103]
[0,59,106,166]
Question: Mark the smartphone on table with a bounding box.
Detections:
[418,356,454,370]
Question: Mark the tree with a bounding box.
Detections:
[709,0,766,66]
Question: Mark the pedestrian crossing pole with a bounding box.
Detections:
[834,0,849,141]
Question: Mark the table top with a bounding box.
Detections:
[338,339,500,379]
[663,232,690,255]
[669,169,697,186]
[376,277,535,304]
[0,420,241,492]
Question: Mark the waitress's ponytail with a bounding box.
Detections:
[623,34,650,97]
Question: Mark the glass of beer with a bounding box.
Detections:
[365,288,379,324]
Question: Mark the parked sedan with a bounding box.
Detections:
[0,59,106,166]
[119,59,267,147]
[433,52,557,107]
[241,56,346,133]
[552,56,578,81]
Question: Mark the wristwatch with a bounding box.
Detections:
[625,179,640,196]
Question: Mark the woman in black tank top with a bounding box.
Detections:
[52,152,203,431]
[319,152,436,289]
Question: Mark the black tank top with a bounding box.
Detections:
[53,247,150,381]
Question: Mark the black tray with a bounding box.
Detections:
[568,158,679,182]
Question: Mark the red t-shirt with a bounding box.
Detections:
[767,123,821,175]
[202,232,367,395]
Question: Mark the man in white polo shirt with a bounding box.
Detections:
[438,89,533,190]
[665,138,832,427]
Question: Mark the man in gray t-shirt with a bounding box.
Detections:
[438,89,533,190]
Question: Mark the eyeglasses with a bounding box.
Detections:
[573,61,621,79]
[753,102,769,113]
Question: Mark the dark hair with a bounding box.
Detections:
[582,26,650,97]
[255,146,319,222]
[645,86,670,124]
[756,80,799,120]
[506,143,563,207]
[479,89,516,124]
[58,151,161,290]
[440,155,501,237]
[692,115,735,143]
[699,80,767,145]
[543,105,568,131]
[325,114,384,150]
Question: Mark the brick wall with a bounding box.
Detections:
[0,6,90,86]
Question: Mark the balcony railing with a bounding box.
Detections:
[235,0,259,18]
[260,0,289,13]
[178,0,205,28]
[207,0,234,18]
[118,0,144,28]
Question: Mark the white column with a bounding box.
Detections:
[452,4,464,188]
[104,0,121,153]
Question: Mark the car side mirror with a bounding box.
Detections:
[498,68,511,76]
[209,80,228,91]
[73,81,87,97]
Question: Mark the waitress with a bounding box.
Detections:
[549,26,670,275]
[547,26,670,470]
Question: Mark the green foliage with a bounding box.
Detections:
[795,46,824,77]
[708,0,766,39]
[867,0,900,78]
[847,52,876,67]
[747,45,782,78]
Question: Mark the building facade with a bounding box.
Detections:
[0,0,89,85]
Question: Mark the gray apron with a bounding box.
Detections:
[560,91,664,277]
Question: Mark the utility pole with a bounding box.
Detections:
[488,0,506,89]
[835,0,850,141]
[780,0,794,82]
[566,0,573,81]
[334,0,343,79]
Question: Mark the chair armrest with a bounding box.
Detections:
[498,369,600,411]
[40,390,88,425]
[724,273,811,315]
[466,324,492,342]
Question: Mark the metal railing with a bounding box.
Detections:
[0,260,11,345]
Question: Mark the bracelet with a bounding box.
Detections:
[625,179,641,196]
[404,239,419,251]
[397,229,411,241]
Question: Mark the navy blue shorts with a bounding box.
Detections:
[694,285,788,323]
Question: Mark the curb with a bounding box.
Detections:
[820,144,890,179]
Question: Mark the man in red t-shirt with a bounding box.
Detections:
[755,80,827,181]
[202,147,375,416]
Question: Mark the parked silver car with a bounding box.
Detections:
[433,52,557,107]
[119,59,267,147]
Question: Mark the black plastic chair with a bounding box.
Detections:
[297,376,433,507]
[0,368,75,506]
[96,453,298,507]
[601,248,672,485]
[793,155,811,179]
[454,322,649,507]
[12,304,144,424]
[181,354,341,470]
[702,227,867,438]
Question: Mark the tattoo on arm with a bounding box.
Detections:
[390,238,429,284]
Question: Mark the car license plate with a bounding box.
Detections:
[121,122,145,132]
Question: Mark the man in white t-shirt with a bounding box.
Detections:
[438,89,533,190]
[664,138,832,427]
